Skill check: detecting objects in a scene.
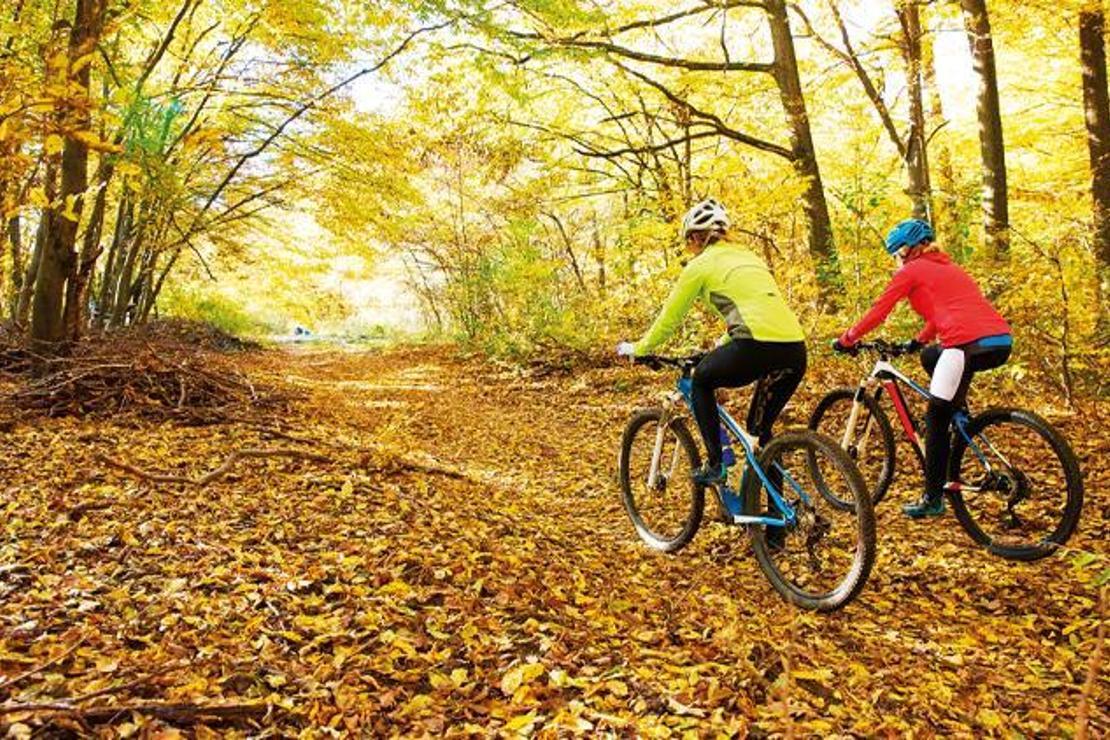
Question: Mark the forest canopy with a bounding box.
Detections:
[0,0,1106,402]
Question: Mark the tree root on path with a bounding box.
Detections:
[67,501,114,522]
[4,700,276,727]
[378,453,469,480]
[96,448,332,487]
[240,421,471,481]
[1,662,187,715]
[0,639,86,694]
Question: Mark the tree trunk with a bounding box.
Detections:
[109,199,151,328]
[96,190,131,327]
[765,0,839,287]
[1080,4,1110,330]
[17,158,58,328]
[6,215,22,320]
[140,247,180,323]
[64,154,114,340]
[960,0,1010,260]
[592,212,606,295]
[30,0,107,354]
[134,245,158,322]
[897,1,933,221]
[921,6,963,256]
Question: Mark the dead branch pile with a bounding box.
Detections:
[126,318,261,353]
[508,339,619,377]
[0,321,28,372]
[1,327,286,422]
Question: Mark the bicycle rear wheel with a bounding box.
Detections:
[618,408,704,552]
[743,430,875,611]
[949,408,1083,561]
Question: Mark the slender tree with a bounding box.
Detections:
[896,0,932,220]
[792,1,933,222]
[766,0,838,283]
[1080,1,1110,327]
[960,0,1010,259]
[920,1,962,253]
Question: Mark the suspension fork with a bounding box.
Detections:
[841,380,882,454]
[646,393,682,488]
[840,386,865,450]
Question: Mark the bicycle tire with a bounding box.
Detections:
[808,388,896,508]
[948,407,1083,561]
[618,408,704,553]
[743,430,876,611]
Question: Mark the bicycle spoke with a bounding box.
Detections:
[955,416,1075,552]
[752,435,872,606]
[772,460,809,507]
[620,410,704,552]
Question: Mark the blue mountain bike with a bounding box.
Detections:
[618,355,876,612]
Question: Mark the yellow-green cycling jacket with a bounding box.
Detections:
[633,241,804,355]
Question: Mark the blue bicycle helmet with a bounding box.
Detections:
[885,218,935,255]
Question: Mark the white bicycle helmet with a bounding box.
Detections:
[681,198,730,238]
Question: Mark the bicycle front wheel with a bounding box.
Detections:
[949,408,1083,561]
[743,430,876,612]
[808,387,896,508]
[618,408,704,552]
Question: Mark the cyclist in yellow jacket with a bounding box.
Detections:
[617,199,807,485]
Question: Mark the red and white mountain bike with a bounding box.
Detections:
[809,340,1083,561]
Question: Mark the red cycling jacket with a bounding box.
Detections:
[841,251,1010,348]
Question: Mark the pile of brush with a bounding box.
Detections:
[0,321,284,422]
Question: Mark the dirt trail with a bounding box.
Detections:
[254,345,1107,734]
[1,345,1106,736]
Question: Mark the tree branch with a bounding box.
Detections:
[575,129,721,159]
[545,37,773,72]
[198,20,451,218]
[0,639,86,694]
[97,448,332,487]
[615,63,793,158]
[790,2,907,158]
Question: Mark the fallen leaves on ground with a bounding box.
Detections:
[0,345,1106,736]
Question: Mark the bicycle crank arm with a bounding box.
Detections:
[944,481,986,493]
[732,514,789,526]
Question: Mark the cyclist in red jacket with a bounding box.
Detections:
[833,219,1012,518]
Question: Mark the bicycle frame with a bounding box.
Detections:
[853,358,930,458]
[847,355,1008,490]
[647,375,803,527]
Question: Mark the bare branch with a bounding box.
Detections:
[789,2,906,157]
[576,130,721,159]
[539,37,773,72]
[97,448,332,487]
[615,63,793,158]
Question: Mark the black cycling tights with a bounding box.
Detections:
[691,339,807,468]
[920,339,1011,498]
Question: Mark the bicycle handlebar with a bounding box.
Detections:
[633,353,705,372]
[844,339,915,358]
